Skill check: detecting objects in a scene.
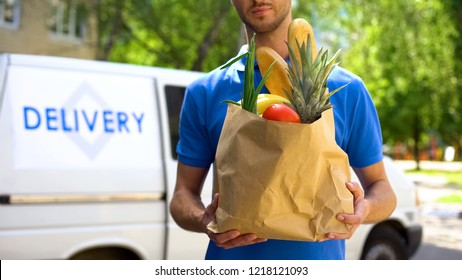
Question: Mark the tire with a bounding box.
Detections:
[70,247,140,260]
[361,226,408,260]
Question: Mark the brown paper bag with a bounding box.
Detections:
[207,104,354,241]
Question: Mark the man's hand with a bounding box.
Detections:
[323,160,397,241]
[324,182,368,240]
[203,194,267,249]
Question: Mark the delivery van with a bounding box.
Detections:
[0,53,421,260]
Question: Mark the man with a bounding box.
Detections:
[170,0,397,260]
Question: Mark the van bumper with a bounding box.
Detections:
[406,225,423,258]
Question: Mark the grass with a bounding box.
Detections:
[436,192,462,204]
[405,169,462,205]
[405,170,462,187]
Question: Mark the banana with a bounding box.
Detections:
[257,94,291,115]
[256,46,291,99]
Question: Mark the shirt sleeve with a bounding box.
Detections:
[344,77,384,168]
[176,82,214,168]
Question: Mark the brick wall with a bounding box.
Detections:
[0,0,97,60]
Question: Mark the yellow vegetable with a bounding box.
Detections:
[255,46,291,99]
[256,94,291,115]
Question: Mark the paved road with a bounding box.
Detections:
[396,161,462,260]
[411,187,462,260]
[411,216,462,260]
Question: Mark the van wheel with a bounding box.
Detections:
[70,247,140,260]
[361,226,407,260]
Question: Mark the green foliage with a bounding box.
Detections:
[94,0,241,71]
[406,170,462,187]
[436,193,462,204]
[293,0,460,161]
[438,0,462,154]
[340,0,458,160]
[93,0,461,157]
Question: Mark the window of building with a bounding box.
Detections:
[164,85,186,160]
[0,0,21,29]
[47,0,87,41]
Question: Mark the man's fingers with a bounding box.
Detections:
[208,193,219,211]
[326,233,351,240]
[204,194,219,219]
[346,182,364,201]
[337,213,361,224]
[211,231,267,249]
[323,182,366,242]
[325,224,359,240]
[218,233,265,249]
[202,194,219,233]
[211,230,240,244]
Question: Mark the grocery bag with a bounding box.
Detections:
[207,104,354,241]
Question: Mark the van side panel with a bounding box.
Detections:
[0,203,165,259]
[0,54,167,259]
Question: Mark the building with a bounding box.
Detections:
[0,0,97,59]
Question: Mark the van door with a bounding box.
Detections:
[154,69,214,259]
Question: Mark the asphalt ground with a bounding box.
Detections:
[394,160,462,260]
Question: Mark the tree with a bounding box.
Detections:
[438,0,462,160]
[342,0,458,168]
[92,0,241,71]
[92,0,130,61]
[93,0,349,71]
[91,0,461,165]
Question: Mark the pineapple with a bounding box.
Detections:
[285,22,346,124]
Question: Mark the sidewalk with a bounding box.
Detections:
[398,160,462,259]
[394,159,462,214]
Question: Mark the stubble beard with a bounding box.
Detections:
[245,17,285,34]
[239,4,291,34]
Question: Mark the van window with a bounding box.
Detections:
[164,85,186,159]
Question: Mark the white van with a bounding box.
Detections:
[0,53,421,260]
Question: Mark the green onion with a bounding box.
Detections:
[222,34,275,114]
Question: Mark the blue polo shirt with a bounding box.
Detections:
[177,47,383,260]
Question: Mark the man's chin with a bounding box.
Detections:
[247,20,279,33]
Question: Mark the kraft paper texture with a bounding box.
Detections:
[207,104,354,241]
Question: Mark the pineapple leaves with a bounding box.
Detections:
[286,32,347,123]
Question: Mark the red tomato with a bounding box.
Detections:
[262,104,301,123]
